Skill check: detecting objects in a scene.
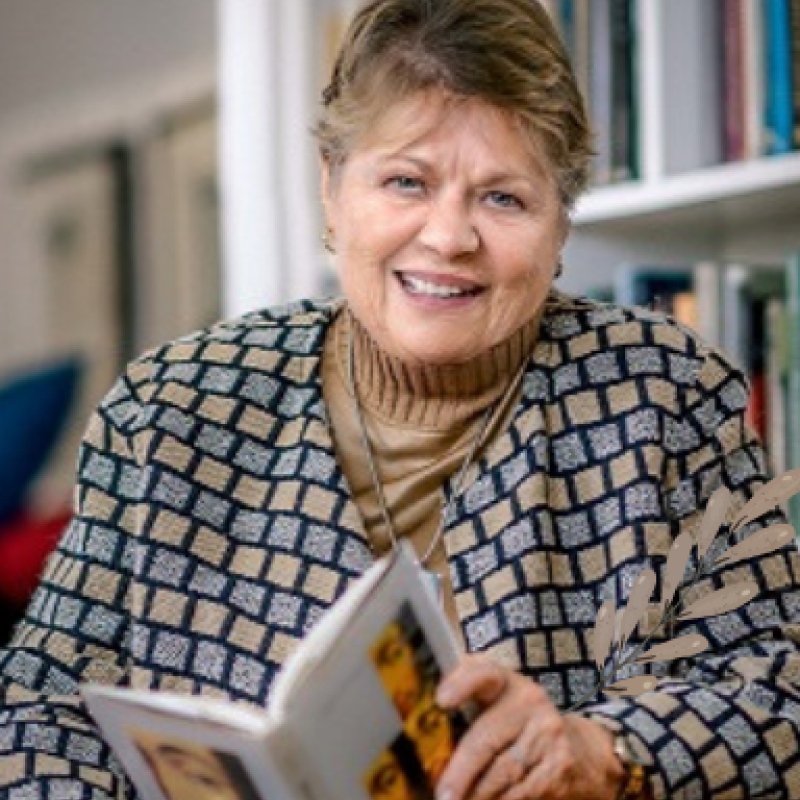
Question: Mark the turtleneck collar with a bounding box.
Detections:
[334,304,543,429]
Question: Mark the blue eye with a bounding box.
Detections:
[487,191,523,209]
[386,175,423,193]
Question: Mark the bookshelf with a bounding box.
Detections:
[574,152,800,229]
[556,0,800,286]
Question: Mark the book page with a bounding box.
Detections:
[275,543,468,800]
[82,687,297,800]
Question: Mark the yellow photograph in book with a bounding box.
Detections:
[367,603,468,795]
[403,690,458,787]
[127,727,262,800]
[370,618,426,719]
[363,734,435,800]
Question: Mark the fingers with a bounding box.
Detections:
[437,654,509,708]
[468,728,538,800]
[436,662,552,800]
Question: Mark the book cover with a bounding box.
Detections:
[83,543,469,800]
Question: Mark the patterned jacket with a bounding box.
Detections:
[1,293,800,799]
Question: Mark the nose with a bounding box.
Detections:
[418,194,479,258]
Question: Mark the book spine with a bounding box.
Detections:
[786,254,800,538]
[658,0,723,174]
[765,297,788,476]
[609,0,637,182]
[743,0,766,158]
[745,297,769,442]
[574,0,593,114]
[723,0,747,161]
[590,0,614,186]
[693,261,722,346]
[559,0,577,59]
[764,0,794,154]
[790,0,800,147]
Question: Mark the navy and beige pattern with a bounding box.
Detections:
[1,292,800,799]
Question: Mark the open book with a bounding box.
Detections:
[82,542,469,800]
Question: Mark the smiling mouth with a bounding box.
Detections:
[395,271,484,298]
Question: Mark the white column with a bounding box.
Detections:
[219,0,320,318]
[278,0,323,302]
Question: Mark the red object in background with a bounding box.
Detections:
[745,370,767,442]
[0,509,70,605]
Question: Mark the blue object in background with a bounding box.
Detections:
[764,0,794,155]
[0,358,81,524]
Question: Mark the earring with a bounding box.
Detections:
[554,259,563,279]
[322,226,336,254]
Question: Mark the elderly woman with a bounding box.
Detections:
[2,1,800,798]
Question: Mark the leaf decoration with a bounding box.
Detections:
[661,532,693,612]
[634,634,709,664]
[676,581,759,621]
[593,598,616,669]
[730,468,800,532]
[603,675,660,697]
[714,523,796,568]
[697,486,732,559]
[618,568,657,653]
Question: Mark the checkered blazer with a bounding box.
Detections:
[1,292,799,799]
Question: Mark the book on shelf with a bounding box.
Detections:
[82,543,470,800]
[609,260,798,487]
[549,0,800,181]
[743,0,768,158]
[612,264,696,327]
[722,264,787,446]
[791,0,800,148]
[786,254,800,537]
[657,0,725,173]
[765,0,795,155]
[723,0,747,162]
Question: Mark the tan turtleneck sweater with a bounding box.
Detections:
[321,306,542,637]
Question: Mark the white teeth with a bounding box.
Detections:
[401,274,476,297]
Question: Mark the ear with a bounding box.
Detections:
[319,153,334,222]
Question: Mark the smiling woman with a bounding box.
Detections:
[320,93,566,366]
[2,2,800,800]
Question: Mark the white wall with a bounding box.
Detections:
[0,0,215,122]
[0,0,216,375]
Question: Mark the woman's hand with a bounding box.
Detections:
[434,655,625,800]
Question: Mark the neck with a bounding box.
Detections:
[336,306,543,429]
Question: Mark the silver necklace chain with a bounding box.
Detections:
[346,326,524,571]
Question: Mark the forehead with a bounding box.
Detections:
[354,91,546,174]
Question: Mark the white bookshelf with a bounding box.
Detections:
[574,153,800,229]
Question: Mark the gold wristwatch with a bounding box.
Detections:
[612,733,648,799]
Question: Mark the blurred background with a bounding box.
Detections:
[0,0,799,642]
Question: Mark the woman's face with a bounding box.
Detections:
[321,92,566,366]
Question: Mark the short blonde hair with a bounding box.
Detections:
[313,0,593,211]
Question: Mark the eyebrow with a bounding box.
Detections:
[379,154,536,188]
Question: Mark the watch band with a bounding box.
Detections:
[613,733,648,800]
